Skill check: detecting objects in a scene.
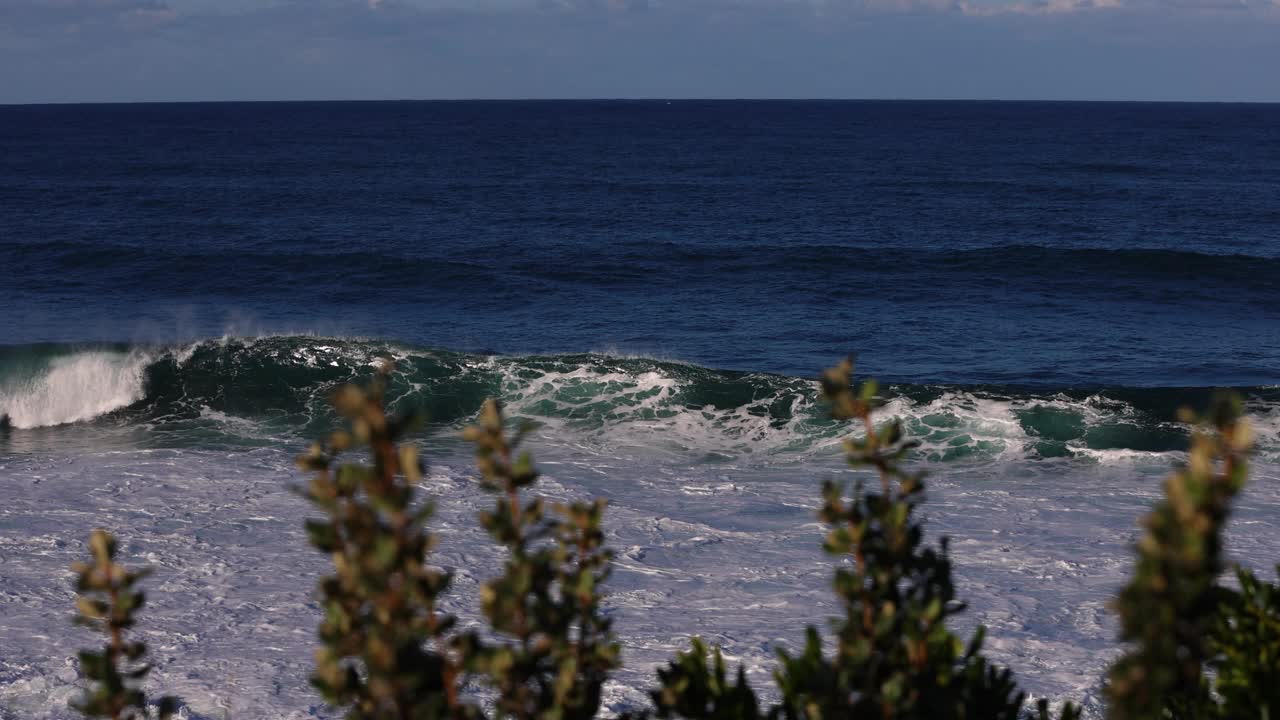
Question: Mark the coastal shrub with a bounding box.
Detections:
[70,530,179,719]
[1206,565,1280,716]
[646,637,763,719]
[457,398,619,719]
[68,359,1272,719]
[295,368,470,718]
[1105,394,1265,720]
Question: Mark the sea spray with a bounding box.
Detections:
[0,351,150,429]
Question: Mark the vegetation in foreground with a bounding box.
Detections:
[68,360,1279,719]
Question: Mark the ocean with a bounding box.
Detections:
[1,100,1278,718]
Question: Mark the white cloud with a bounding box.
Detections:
[960,0,1121,15]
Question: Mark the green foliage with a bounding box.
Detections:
[649,637,762,720]
[1106,395,1253,720]
[1208,565,1280,719]
[70,529,179,720]
[459,399,621,719]
[297,368,472,719]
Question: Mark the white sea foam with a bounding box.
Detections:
[881,392,1030,462]
[1069,446,1179,464]
[169,340,202,366]
[0,352,151,429]
[1245,401,1280,457]
[480,359,1192,467]
[3,348,1279,719]
[492,361,834,460]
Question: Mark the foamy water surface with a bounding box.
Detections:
[1,339,1278,719]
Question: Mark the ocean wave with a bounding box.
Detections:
[0,347,152,429]
[0,336,1275,463]
[6,240,1278,298]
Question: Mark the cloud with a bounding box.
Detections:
[958,0,1274,13]
[0,0,1277,102]
[0,0,177,34]
[959,0,1120,15]
[0,0,174,16]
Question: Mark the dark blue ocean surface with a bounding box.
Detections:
[5,102,1280,720]
[2,100,1278,386]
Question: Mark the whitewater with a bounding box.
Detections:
[2,337,1279,719]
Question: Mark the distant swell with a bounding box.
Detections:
[1,336,1276,462]
[5,241,1278,299]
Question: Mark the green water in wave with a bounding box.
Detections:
[2,336,1276,461]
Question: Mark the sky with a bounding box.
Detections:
[0,0,1277,103]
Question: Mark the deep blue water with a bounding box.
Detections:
[6,102,1280,720]
[3,100,1279,386]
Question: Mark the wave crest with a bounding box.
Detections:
[0,351,150,428]
[1,336,1275,463]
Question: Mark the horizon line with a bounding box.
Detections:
[4,96,1280,108]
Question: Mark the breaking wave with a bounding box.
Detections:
[0,336,1276,463]
[0,347,152,429]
